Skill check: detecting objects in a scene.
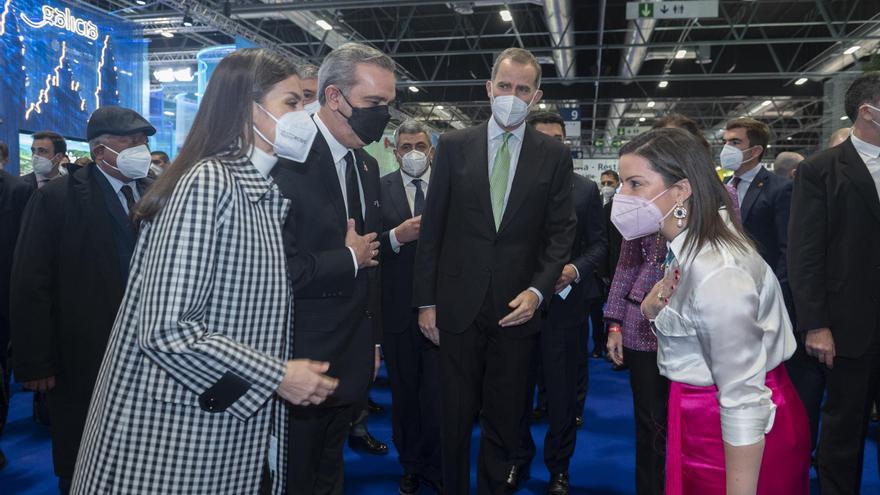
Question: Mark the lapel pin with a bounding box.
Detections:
[757,181,764,188]
[373,200,380,208]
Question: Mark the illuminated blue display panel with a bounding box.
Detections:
[1,0,147,175]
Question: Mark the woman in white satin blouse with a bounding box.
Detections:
[610,127,810,495]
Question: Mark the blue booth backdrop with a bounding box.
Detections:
[0,0,146,175]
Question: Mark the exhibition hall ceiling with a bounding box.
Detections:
[80,0,880,154]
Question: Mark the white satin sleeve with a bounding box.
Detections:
[692,266,775,447]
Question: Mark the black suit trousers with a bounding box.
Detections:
[521,307,586,474]
[440,294,537,495]
[286,403,357,495]
[785,335,826,451]
[384,317,442,483]
[624,347,668,495]
[817,325,880,495]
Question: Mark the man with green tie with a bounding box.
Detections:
[413,48,576,494]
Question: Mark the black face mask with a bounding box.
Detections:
[339,92,391,144]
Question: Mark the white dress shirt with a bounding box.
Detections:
[314,113,365,275]
[850,130,880,201]
[732,164,763,206]
[96,165,140,214]
[389,167,430,252]
[653,210,796,447]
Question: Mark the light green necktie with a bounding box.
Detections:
[490,132,512,229]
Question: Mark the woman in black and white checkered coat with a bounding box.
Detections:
[71,48,338,494]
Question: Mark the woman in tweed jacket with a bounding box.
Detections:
[71,49,337,495]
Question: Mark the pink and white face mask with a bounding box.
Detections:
[610,188,674,241]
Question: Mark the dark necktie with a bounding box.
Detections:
[344,152,364,234]
[120,184,136,213]
[729,176,741,189]
[412,179,425,217]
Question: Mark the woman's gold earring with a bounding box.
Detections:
[673,202,688,228]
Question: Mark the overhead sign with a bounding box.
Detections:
[20,5,99,40]
[559,107,582,140]
[626,1,719,20]
[616,126,651,137]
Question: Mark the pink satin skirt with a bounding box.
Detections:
[665,366,810,495]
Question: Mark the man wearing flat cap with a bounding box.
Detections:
[10,106,155,494]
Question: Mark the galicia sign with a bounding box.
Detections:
[20,5,99,40]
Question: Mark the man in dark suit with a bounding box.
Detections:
[10,106,155,494]
[720,118,793,310]
[21,131,67,190]
[0,168,33,470]
[272,42,394,495]
[518,112,606,495]
[789,72,880,495]
[379,119,442,495]
[414,48,576,494]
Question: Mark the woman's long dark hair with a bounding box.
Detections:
[619,127,753,255]
[134,48,298,224]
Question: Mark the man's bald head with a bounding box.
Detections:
[773,151,804,179]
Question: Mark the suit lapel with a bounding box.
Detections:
[498,125,543,233]
[740,167,767,222]
[389,172,412,219]
[355,149,379,229]
[463,122,496,234]
[312,132,347,225]
[77,166,123,289]
[840,138,880,224]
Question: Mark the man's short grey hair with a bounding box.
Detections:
[491,47,542,89]
[317,43,396,105]
[88,134,111,159]
[298,63,320,80]
[773,151,804,177]
[393,119,432,147]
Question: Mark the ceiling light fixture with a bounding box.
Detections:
[761,100,772,107]
[840,115,848,120]
[499,9,513,22]
[173,67,194,82]
[182,11,193,27]
[844,45,861,55]
[135,0,146,5]
[538,103,547,109]
[153,68,175,83]
[647,101,656,108]
[163,111,175,116]
[316,20,333,31]
[674,49,687,59]
[408,86,419,93]
[794,77,808,86]
[160,30,174,38]
[658,80,669,88]
[639,117,646,122]
[436,105,444,110]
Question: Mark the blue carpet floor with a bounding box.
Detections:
[2,357,878,494]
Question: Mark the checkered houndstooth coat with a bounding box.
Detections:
[71,155,293,494]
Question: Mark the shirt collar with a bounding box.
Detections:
[95,163,131,193]
[737,164,763,183]
[314,113,352,165]
[249,145,279,179]
[667,208,733,263]
[400,166,431,186]
[488,116,526,143]
[851,130,880,160]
